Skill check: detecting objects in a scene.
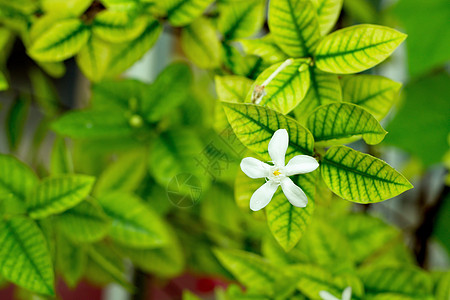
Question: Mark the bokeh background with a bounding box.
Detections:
[0,0,449,299]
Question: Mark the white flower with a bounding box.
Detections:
[240,129,319,211]
[319,287,352,300]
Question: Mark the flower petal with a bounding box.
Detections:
[280,177,308,207]
[285,155,319,176]
[240,157,270,179]
[342,287,352,300]
[250,181,278,211]
[319,291,340,300]
[268,129,288,167]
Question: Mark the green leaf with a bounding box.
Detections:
[36,61,66,78]
[157,0,214,27]
[359,266,433,299]
[215,75,253,102]
[393,0,450,77]
[142,62,192,122]
[148,128,207,187]
[384,73,450,166]
[213,248,290,296]
[0,154,39,203]
[312,0,343,35]
[86,243,133,291]
[245,59,311,114]
[41,0,93,17]
[98,192,169,248]
[294,67,342,122]
[266,172,316,251]
[50,137,73,175]
[306,102,387,145]
[321,146,413,203]
[94,149,147,196]
[91,79,146,111]
[314,24,407,74]
[76,36,111,82]
[107,18,162,76]
[292,264,364,299]
[297,218,354,268]
[52,110,132,139]
[222,103,315,162]
[269,0,321,57]
[92,11,147,43]
[240,34,288,65]
[435,271,450,300]
[0,71,8,91]
[27,174,95,219]
[183,291,201,300]
[334,213,399,264]
[223,44,265,79]
[57,200,111,243]
[218,0,265,41]
[181,17,222,69]
[0,217,55,296]
[28,18,90,62]
[113,228,184,277]
[6,96,30,151]
[341,75,402,121]
[28,67,60,117]
[56,233,86,288]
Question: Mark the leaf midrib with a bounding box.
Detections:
[316,36,403,59]
[227,104,313,155]
[323,156,407,186]
[5,220,53,294]
[314,129,384,141]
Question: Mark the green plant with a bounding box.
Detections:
[0,0,448,299]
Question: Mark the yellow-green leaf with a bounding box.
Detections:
[27,174,95,219]
[321,146,413,203]
[41,0,93,16]
[240,34,288,65]
[222,103,315,162]
[269,0,321,57]
[341,75,402,121]
[266,172,316,251]
[0,71,8,91]
[92,11,148,43]
[213,248,290,296]
[148,128,208,187]
[359,266,433,299]
[312,0,343,35]
[28,18,90,62]
[314,24,407,74]
[157,0,214,27]
[56,233,86,288]
[0,154,39,203]
[57,200,111,243]
[0,217,55,296]
[51,110,132,139]
[98,192,169,248]
[94,149,147,196]
[246,59,311,114]
[76,36,111,82]
[306,102,387,145]
[181,17,221,69]
[215,75,253,102]
[107,19,162,75]
[294,67,342,122]
[218,0,265,40]
[292,264,364,299]
[113,228,184,278]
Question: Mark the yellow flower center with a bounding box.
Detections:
[273,170,281,176]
